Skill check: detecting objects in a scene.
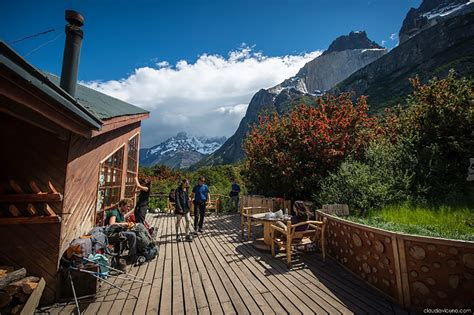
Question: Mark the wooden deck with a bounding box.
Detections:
[39,213,406,314]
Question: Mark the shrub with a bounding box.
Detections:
[243,94,381,199]
[396,70,474,200]
[316,139,416,213]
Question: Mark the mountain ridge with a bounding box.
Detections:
[140,132,226,169]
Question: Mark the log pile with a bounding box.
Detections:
[0,266,42,314]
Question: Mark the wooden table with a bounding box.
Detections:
[249,213,291,251]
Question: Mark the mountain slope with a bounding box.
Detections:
[193,32,386,168]
[399,0,474,43]
[140,132,226,169]
[334,11,474,112]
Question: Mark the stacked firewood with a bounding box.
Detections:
[0,267,40,314]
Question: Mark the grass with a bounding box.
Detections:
[345,202,474,241]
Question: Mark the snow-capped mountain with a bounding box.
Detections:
[399,0,474,43]
[139,132,227,169]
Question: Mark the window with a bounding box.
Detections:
[96,146,125,224]
[125,134,139,200]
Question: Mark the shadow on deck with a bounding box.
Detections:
[38,213,406,314]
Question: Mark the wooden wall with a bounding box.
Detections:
[60,122,141,258]
[0,104,142,303]
[0,112,69,303]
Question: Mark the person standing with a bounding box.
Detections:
[175,179,193,242]
[229,178,241,212]
[134,177,151,225]
[191,176,209,234]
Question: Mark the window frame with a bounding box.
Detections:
[96,144,126,225]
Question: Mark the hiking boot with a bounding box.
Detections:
[135,256,146,266]
[185,235,193,242]
[117,258,127,272]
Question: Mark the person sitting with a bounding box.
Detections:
[105,199,139,263]
[274,200,311,232]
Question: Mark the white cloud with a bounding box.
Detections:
[381,40,386,46]
[85,46,321,148]
[390,33,397,41]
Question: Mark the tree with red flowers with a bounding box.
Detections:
[242,93,381,199]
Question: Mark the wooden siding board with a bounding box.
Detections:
[60,122,141,257]
[0,112,67,303]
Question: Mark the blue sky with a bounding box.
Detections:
[0,0,421,146]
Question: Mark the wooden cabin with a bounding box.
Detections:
[0,35,149,303]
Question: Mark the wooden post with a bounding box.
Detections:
[286,220,292,268]
[20,278,45,315]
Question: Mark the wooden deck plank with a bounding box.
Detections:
[212,215,329,314]
[146,213,172,314]
[204,220,303,315]
[42,213,406,315]
[197,226,258,315]
[203,217,276,315]
[193,230,252,315]
[172,219,186,315]
[159,214,174,314]
[182,234,212,312]
[223,214,405,314]
[123,215,162,315]
[222,215,387,314]
[216,217,360,314]
[188,229,227,315]
[176,222,198,314]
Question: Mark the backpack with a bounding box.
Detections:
[133,223,155,254]
[143,244,158,261]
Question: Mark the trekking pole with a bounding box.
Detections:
[78,255,149,283]
[68,271,81,315]
[72,268,139,299]
[108,274,151,285]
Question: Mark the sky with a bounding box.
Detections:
[0,0,421,147]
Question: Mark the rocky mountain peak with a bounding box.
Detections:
[399,0,473,44]
[139,133,227,169]
[323,31,383,55]
[176,131,188,139]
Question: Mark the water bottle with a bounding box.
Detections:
[284,208,288,218]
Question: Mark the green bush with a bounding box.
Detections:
[316,139,415,214]
[397,71,474,200]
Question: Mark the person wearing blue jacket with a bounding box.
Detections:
[191,176,209,234]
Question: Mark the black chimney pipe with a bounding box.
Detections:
[60,10,84,98]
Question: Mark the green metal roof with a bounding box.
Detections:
[44,73,148,121]
[1,40,148,126]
